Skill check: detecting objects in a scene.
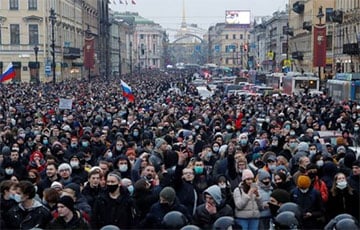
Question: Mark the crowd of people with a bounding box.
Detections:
[0,69,359,229]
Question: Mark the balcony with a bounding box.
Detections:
[292,51,303,60]
[343,43,359,55]
[293,1,305,14]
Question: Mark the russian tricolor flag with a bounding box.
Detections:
[121,80,135,102]
[0,63,16,82]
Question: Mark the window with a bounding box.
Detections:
[152,44,156,54]
[10,24,20,45]
[29,24,38,45]
[325,8,333,23]
[0,29,2,44]
[225,34,228,39]
[140,34,144,39]
[232,34,236,39]
[9,0,19,10]
[28,0,37,10]
[240,34,243,39]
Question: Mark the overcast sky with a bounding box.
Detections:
[110,0,288,37]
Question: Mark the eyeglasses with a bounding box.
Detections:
[59,168,70,173]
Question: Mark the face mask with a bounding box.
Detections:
[107,151,113,158]
[5,168,14,175]
[285,125,291,130]
[316,160,324,167]
[336,181,347,190]
[43,140,49,145]
[300,188,309,193]
[116,146,123,151]
[272,141,278,146]
[19,133,26,139]
[119,164,128,172]
[82,142,89,147]
[341,123,346,128]
[289,143,297,149]
[226,125,232,130]
[10,194,22,203]
[70,161,80,169]
[265,118,270,123]
[289,131,296,136]
[213,147,219,152]
[262,180,270,186]
[71,143,77,148]
[207,152,212,158]
[194,125,200,129]
[127,185,134,195]
[133,132,139,137]
[219,183,226,189]
[268,202,280,217]
[354,126,359,131]
[240,139,248,146]
[85,156,91,161]
[194,166,204,174]
[183,119,189,124]
[28,142,34,147]
[28,177,37,184]
[268,165,276,172]
[107,184,119,193]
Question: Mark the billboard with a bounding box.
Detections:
[225,10,251,25]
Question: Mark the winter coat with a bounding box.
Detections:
[312,177,329,203]
[326,188,359,221]
[81,183,103,208]
[4,199,52,229]
[257,182,273,218]
[91,191,134,229]
[233,184,262,219]
[192,185,233,229]
[48,210,90,229]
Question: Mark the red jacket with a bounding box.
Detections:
[313,177,328,203]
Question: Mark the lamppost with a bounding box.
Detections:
[317,6,324,83]
[129,41,133,74]
[85,25,92,82]
[49,8,56,84]
[33,45,39,83]
[118,37,121,76]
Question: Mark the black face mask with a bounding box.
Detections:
[28,177,37,184]
[268,202,280,217]
[262,181,270,186]
[107,184,119,193]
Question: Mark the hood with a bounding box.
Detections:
[203,185,222,206]
[19,199,44,211]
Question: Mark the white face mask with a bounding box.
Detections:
[70,161,80,169]
[5,168,14,175]
[336,181,347,190]
[309,150,317,155]
[316,160,324,167]
[300,188,309,193]
[119,165,128,172]
[219,183,226,189]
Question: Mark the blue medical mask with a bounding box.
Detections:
[194,166,204,174]
[82,142,89,147]
[10,194,22,203]
[127,185,134,195]
[240,139,248,146]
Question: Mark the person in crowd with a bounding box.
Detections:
[290,175,325,229]
[0,180,17,220]
[69,153,88,185]
[233,169,262,230]
[47,195,90,229]
[58,163,74,186]
[257,169,274,230]
[3,180,52,229]
[42,187,60,214]
[192,185,233,229]
[326,172,359,222]
[81,168,103,208]
[348,160,360,193]
[38,162,59,197]
[91,171,134,229]
[268,189,291,218]
[306,163,329,203]
[140,186,191,228]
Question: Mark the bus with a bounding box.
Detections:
[282,72,320,95]
[327,73,360,102]
[266,72,286,90]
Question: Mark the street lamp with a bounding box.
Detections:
[317,6,324,84]
[49,8,56,84]
[33,45,39,83]
[129,41,133,74]
[85,25,92,82]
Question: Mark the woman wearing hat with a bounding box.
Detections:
[233,169,262,230]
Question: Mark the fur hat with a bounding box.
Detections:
[242,169,254,181]
[297,175,311,189]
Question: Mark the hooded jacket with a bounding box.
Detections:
[192,185,233,229]
[233,183,262,219]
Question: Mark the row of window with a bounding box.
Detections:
[9,0,37,10]
[223,34,251,40]
[0,24,38,45]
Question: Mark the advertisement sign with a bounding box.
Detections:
[225,10,250,25]
[84,35,95,69]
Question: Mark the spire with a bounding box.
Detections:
[181,0,187,31]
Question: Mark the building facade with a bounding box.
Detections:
[0,0,100,82]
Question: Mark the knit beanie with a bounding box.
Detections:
[58,195,75,212]
[297,142,309,152]
[160,186,176,204]
[258,169,271,181]
[155,138,167,149]
[270,189,291,204]
[297,175,311,189]
[242,169,254,181]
